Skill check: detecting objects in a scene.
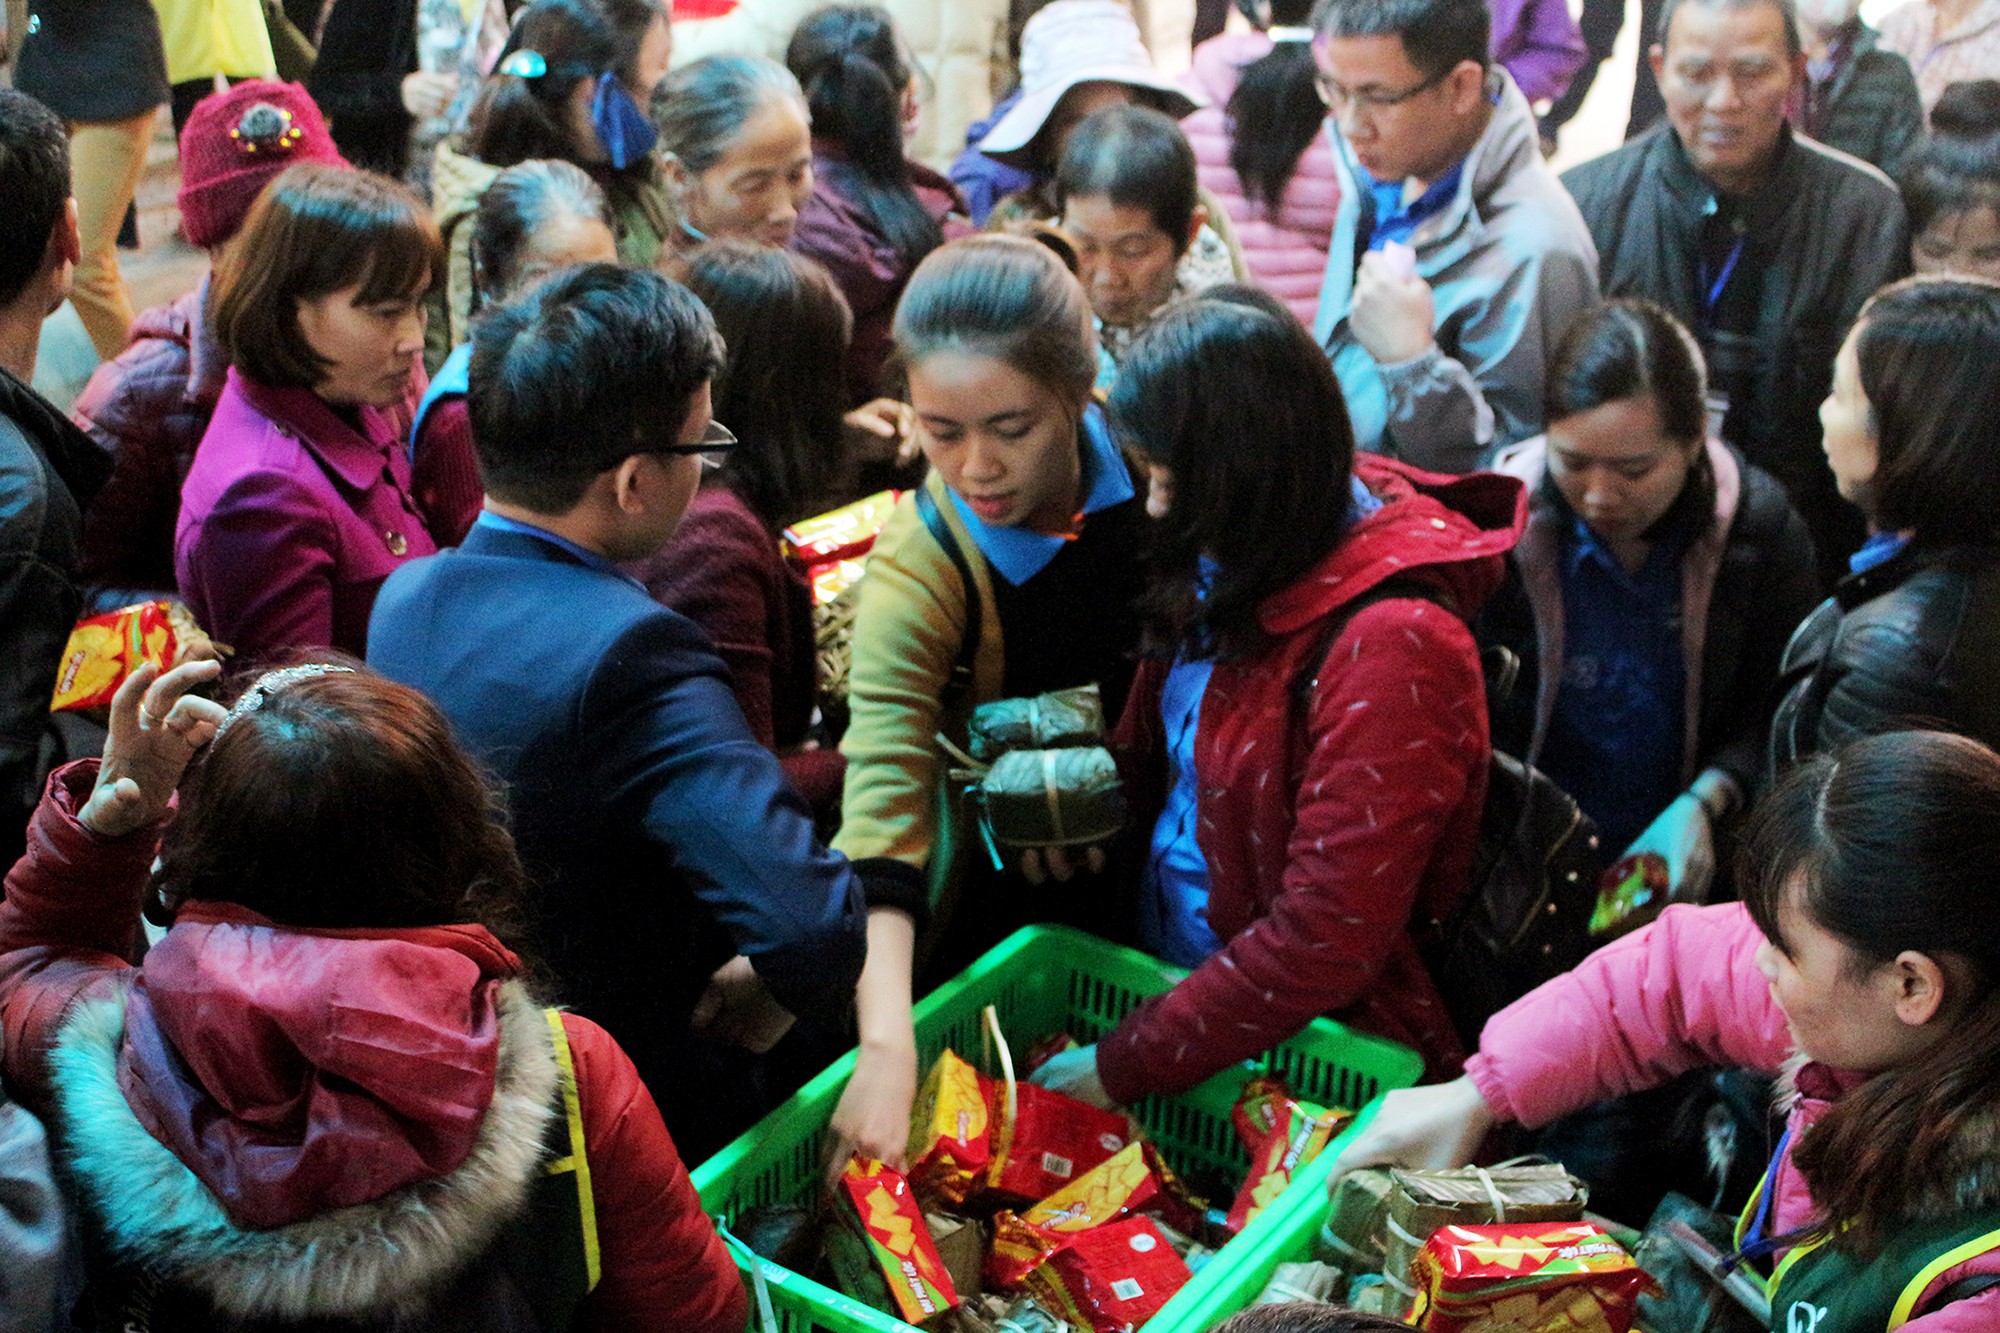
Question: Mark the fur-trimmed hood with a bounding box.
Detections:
[49,980,558,1323]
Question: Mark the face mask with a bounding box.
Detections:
[591,71,657,170]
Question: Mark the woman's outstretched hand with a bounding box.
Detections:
[78,660,226,839]
[1327,1076,1496,1187]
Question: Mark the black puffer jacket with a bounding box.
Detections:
[1768,542,2000,780]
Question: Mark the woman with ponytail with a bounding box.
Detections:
[1901,80,2000,281]
[1177,0,1342,326]
[786,5,972,403]
[1331,727,2000,1331]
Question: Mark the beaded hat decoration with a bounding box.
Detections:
[229,102,307,156]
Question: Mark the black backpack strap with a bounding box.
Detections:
[1293,576,1441,710]
[914,484,983,711]
[1930,1273,2000,1310]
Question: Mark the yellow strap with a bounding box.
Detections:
[1770,1233,1827,1293]
[1888,1226,2000,1329]
[543,1008,602,1291]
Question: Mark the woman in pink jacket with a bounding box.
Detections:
[1178,0,1340,327]
[1335,728,2000,1331]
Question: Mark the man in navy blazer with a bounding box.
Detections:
[368,266,889,1154]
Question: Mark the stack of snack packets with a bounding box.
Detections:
[1410,1222,1656,1332]
[986,1143,1196,1289]
[985,1081,1133,1204]
[1379,1165,1589,1317]
[911,1050,996,1206]
[1020,1216,1192,1333]
[1224,1077,1353,1233]
[835,1156,961,1325]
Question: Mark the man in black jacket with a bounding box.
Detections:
[1561,0,1907,581]
[0,89,113,872]
[369,264,879,1160]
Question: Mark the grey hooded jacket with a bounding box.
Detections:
[1313,68,1600,474]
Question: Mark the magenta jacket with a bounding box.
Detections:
[175,366,448,661]
[1469,902,2000,1329]
[1179,32,1342,327]
[1489,0,1587,106]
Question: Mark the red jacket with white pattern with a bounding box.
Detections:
[1097,457,1525,1101]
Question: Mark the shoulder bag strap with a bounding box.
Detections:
[914,484,983,712]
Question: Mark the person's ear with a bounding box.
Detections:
[659,151,688,190]
[1448,60,1486,114]
[58,197,81,268]
[1186,202,1209,252]
[1889,950,1950,1028]
[1648,44,1667,86]
[611,455,651,515]
[1788,47,1809,92]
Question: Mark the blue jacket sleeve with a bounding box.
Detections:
[581,613,868,1019]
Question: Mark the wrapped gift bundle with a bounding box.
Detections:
[967,685,1106,762]
[1410,1221,1656,1333]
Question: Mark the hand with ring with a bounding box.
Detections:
[79,660,227,838]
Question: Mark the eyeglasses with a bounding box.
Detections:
[1315,65,1450,113]
[643,418,739,467]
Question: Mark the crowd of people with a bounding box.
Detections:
[3,0,2000,1328]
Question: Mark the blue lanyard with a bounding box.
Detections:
[1729,1125,1795,1272]
[1699,234,1746,338]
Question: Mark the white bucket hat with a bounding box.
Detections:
[977,0,1205,164]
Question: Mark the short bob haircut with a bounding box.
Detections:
[154,662,532,941]
[469,262,723,514]
[0,87,70,310]
[1057,104,1201,256]
[1850,276,2000,542]
[1211,1305,1412,1333]
[890,234,1098,411]
[1546,298,1709,446]
[1108,284,1357,660]
[1312,0,1491,78]
[667,240,851,529]
[210,163,442,391]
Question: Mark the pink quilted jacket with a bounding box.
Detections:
[1179,32,1339,328]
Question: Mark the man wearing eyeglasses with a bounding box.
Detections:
[1559,0,1908,584]
[367,263,877,1161]
[1310,0,1599,475]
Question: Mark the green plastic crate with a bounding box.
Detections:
[692,924,1421,1333]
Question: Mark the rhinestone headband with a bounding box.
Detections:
[212,664,357,744]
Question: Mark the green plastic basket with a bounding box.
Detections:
[691,924,1422,1333]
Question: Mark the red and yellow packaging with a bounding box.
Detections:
[1020,1215,1192,1333]
[836,1156,961,1324]
[986,1081,1133,1204]
[1409,1222,1657,1333]
[783,489,900,566]
[1225,1077,1353,1233]
[49,601,195,713]
[985,1142,1160,1289]
[908,1050,995,1207]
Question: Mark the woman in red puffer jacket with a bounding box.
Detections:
[0,660,746,1333]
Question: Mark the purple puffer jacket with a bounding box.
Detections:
[70,281,226,596]
[1490,0,1588,106]
[1179,33,1341,327]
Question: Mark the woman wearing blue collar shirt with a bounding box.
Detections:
[826,235,1150,1169]
[1770,276,2000,776]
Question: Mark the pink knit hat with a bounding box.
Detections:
[177,80,348,249]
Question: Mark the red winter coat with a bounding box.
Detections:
[1096,458,1526,1101]
[0,761,747,1333]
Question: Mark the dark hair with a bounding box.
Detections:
[0,89,71,309]
[1109,285,1356,660]
[472,158,614,310]
[1740,729,2000,1252]
[154,665,533,943]
[467,0,667,168]
[1898,80,2000,237]
[1850,277,2000,542]
[1056,105,1200,255]
[652,54,807,175]
[469,262,723,512]
[891,234,1098,407]
[1311,0,1491,78]
[1226,0,1322,214]
[1546,299,1709,444]
[668,241,851,527]
[210,163,442,390]
[1211,1306,1412,1333]
[1654,0,1802,59]
[786,5,944,265]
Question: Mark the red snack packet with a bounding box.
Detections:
[908,1050,994,1207]
[1225,1076,1353,1233]
[986,1081,1133,1204]
[836,1156,961,1325]
[783,489,900,566]
[1021,1216,1192,1333]
[1410,1221,1657,1333]
[50,602,182,713]
[987,1142,1173,1289]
